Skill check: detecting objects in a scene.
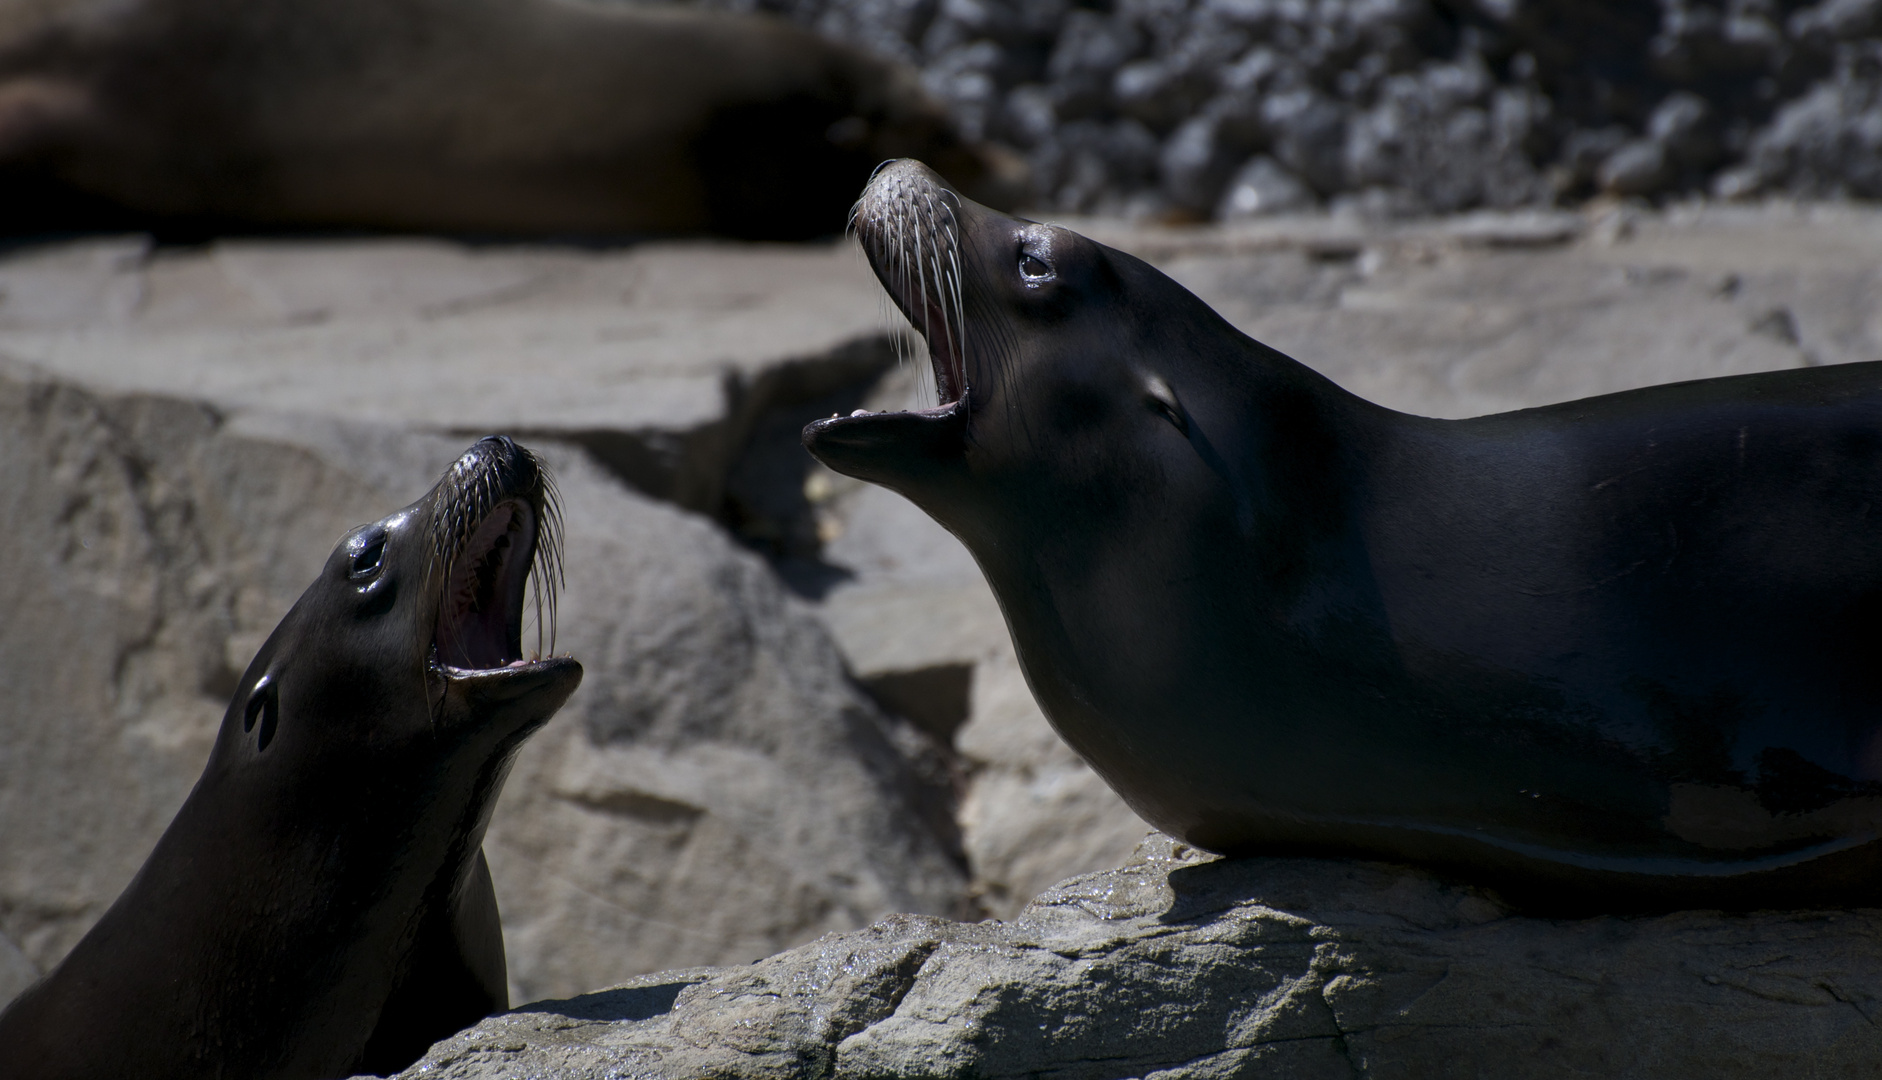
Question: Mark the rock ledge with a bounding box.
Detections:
[388,835,1882,1079]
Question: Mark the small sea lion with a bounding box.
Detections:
[0,0,1018,240]
[0,436,581,1078]
[804,159,1882,913]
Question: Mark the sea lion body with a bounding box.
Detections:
[0,0,1009,238]
[806,160,1882,912]
[0,437,581,1078]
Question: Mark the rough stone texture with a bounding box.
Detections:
[384,833,1882,1079]
[646,0,1882,218]
[0,354,967,1005]
[0,361,397,987]
[795,362,1151,919]
[484,447,970,999]
[0,236,895,515]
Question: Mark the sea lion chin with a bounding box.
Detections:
[0,436,582,1079]
[805,159,1882,915]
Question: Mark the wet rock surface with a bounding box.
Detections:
[2,203,1879,1010]
[656,0,1882,217]
[382,834,1882,1080]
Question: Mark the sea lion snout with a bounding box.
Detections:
[426,436,566,674]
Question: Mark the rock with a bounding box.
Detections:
[952,648,1150,917]
[484,447,969,1000]
[714,0,1882,217]
[1343,65,1552,214]
[383,833,1882,1080]
[1032,118,1163,212]
[0,360,397,986]
[1599,139,1672,195]
[1791,0,1882,42]
[1216,156,1316,219]
[805,363,1149,918]
[0,236,896,516]
[1263,88,1348,196]
[0,355,967,1006]
[921,40,1007,142]
[1647,90,1718,171]
[1725,43,1882,199]
[0,933,38,1007]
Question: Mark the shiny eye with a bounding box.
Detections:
[1019,252,1053,281]
[348,528,387,579]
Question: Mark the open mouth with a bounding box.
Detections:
[851,162,969,413]
[435,499,537,671]
[801,163,975,478]
[429,438,563,677]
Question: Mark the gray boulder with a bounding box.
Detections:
[386,833,1882,1079]
[484,447,968,1000]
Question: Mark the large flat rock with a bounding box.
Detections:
[0,236,895,511]
[384,834,1882,1080]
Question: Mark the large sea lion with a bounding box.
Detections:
[804,159,1882,913]
[0,0,1016,240]
[0,436,581,1078]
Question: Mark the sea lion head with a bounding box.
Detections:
[802,159,1280,572]
[215,436,581,781]
[802,160,1349,822]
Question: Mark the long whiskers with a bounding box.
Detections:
[854,167,1017,419]
[427,443,563,666]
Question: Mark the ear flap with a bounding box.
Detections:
[1144,374,1189,435]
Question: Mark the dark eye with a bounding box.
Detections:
[348,528,387,579]
[1019,252,1053,281]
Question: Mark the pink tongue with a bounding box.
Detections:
[507,659,531,668]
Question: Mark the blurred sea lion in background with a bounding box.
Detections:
[0,0,1019,239]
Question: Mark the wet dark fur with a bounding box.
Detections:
[809,160,1882,914]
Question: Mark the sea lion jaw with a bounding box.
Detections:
[223,436,578,769]
[808,161,1098,482]
[419,436,580,736]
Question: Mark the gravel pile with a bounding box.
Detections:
[675,0,1882,218]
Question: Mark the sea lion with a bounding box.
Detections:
[0,0,1018,240]
[0,436,581,1078]
[804,159,1882,913]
